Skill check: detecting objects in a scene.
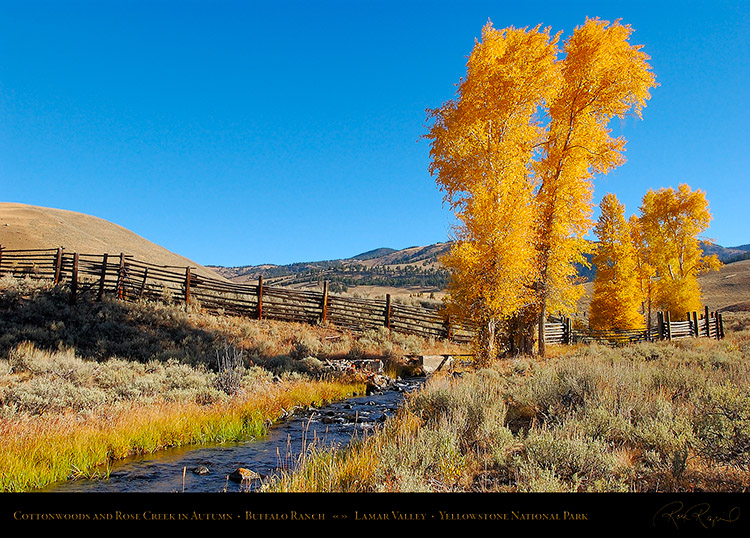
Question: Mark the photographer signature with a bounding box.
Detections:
[653,501,741,529]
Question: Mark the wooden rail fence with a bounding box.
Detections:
[0,247,723,347]
[565,307,724,345]
[0,247,474,344]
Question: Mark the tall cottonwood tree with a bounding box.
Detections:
[589,193,644,330]
[426,17,657,358]
[636,184,720,315]
[533,18,657,355]
[426,23,560,361]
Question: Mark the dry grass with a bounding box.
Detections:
[0,361,364,491]
[0,276,466,492]
[267,316,750,493]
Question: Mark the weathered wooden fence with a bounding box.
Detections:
[0,247,474,344]
[653,309,724,341]
[566,308,724,345]
[0,247,724,347]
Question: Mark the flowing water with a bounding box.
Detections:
[40,377,424,493]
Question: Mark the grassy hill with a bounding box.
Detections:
[211,240,750,311]
[209,243,453,298]
[0,203,226,281]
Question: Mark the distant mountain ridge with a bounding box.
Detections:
[208,243,453,293]
[209,240,750,293]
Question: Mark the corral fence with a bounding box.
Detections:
[0,247,474,344]
[562,308,724,346]
[0,247,724,347]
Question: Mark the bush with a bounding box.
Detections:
[512,427,626,491]
[695,381,750,470]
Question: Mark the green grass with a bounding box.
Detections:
[0,345,365,491]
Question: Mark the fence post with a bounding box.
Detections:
[718,313,724,340]
[656,312,663,340]
[116,253,126,300]
[185,267,191,304]
[257,276,264,320]
[69,253,79,305]
[566,317,573,345]
[97,253,108,301]
[54,248,63,284]
[713,312,721,340]
[665,311,672,341]
[139,268,149,298]
[320,281,328,323]
[692,311,699,338]
[704,306,710,337]
[0,245,3,273]
[385,294,391,329]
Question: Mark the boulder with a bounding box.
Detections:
[228,468,261,483]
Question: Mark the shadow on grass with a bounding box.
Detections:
[0,283,228,366]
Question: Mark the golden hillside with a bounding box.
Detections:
[0,203,226,280]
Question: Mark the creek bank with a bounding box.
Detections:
[41,374,424,493]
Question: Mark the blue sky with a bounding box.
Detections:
[1,0,748,266]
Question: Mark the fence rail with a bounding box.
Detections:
[0,247,474,344]
[568,307,724,345]
[0,247,724,347]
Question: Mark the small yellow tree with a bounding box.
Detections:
[589,193,644,330]
[637,183,721,315]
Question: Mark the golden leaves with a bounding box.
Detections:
[635,184,720,314]
[425,17,658,355]
[590,194,644,331]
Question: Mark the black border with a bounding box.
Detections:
[1,492,748,530]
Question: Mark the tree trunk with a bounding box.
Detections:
[476,317,499,365]
[487,318,497,363]
[537,300,547,357]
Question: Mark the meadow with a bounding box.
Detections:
[0,275,461,492]
[267,313,750,493]
[2,274,748,494]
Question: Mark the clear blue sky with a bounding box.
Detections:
[1,0,748,266]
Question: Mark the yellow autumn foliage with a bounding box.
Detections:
[426,17,657,357]
[635,184,721,315]
[589,194,644,331]
[534,17,657,353]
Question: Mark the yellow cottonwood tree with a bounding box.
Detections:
[426,23,560,360]
[589,193,644,330]
[636,184,721,315]
[426,17,657,358]
[533,17,657,355]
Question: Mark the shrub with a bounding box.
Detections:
[695,381,750,470]
[512,427,626,491]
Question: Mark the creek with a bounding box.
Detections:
[40,377,424,493]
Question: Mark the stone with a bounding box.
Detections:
[228,468,261,483]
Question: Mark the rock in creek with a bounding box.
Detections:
[228,468,262,483]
